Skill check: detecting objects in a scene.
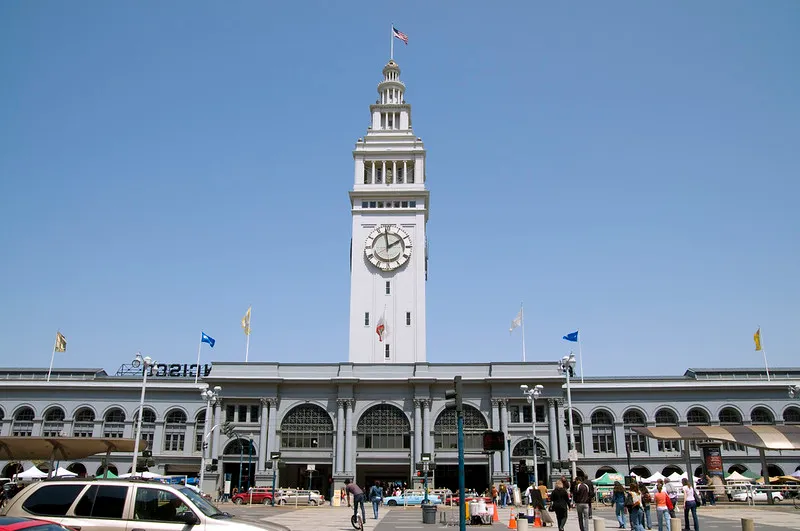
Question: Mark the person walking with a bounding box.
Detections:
[663,480,678,519]
[550,480,570,531]
[573,476,591,531]
[629,483,645,531]
[344,479,366,524]
[369,481,383,519]
[499,481,508,508]
[653,482,671,531]
[639,483,652,530]
[531,488,553,527]
[612,481,627,529]
[681,478,699,531]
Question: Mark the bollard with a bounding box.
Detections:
[741,518,754,531]
[671,518,682,531]
[592,516,606,531]
[517,515,529,531]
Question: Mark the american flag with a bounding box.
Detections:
[393,27,409,45]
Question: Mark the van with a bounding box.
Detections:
[0,478,268,531]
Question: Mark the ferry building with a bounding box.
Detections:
[2,61,798,496]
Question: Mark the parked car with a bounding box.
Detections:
[0,517,73,531]
[384,490,442,506]
[0,478,265,531]
[275,489,325,506]
[232,487,273,505]
[445,490,487,505]
[731,489,783,502]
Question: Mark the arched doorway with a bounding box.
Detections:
[662,465,683,477]
[631,466,651,479]
[356,404,411,489]
[595,466,617,479]
[67,463,87,477]
[763,464,784,477]
[2,462,23,477]
[512,438,548,489]
[278,404,334,495]
[433,405,489,493]
[223,438,258,492]
[95,464,118,477]
[728,464,747,474]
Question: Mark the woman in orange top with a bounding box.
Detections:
[652,483,671,531]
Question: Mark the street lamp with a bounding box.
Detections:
[248,433,254,492]
[198,385,222,494]
[520,384,543,487]
[560,352,578,480]
[789,385,800,399]
[131,352,157,476]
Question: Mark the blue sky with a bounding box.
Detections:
[1,1,798,377]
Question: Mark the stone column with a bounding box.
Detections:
[212,401,222,460]
[556,399,567,461]
[422,399,432,455]
[183,422,194,456]
[344,399,355,475]
[266,398,279,459]
[547,400,558,465]
[614,421,625,458]
[151,421,164,455]
[336,399,346,474]
[413,399,423,464]
[491,399,501,474]
[499,400,509,474]
[257,398,269,472]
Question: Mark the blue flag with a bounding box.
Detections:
[201,332,216,348]
[563,331,579,342]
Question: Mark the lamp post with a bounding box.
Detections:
[199,385,221,494]
[131,352,157,476]
[248,433,254,491]
[560,353,578,480]
[789,385,800,399]
[520,384,543,487]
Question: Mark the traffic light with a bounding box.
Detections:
[445,375,463,413]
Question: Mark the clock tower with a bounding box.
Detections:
[348,60,429,364]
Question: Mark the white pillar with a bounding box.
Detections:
[547,399,558,468]
[266,398,279,461]
[414,399,423,464]
[491,399,501,474]
[422,400,432,455]
[557,399,567,461]
[499,400,509,474]
[344,399,354,474]
[257,398,269,472]
[336,399,346,474]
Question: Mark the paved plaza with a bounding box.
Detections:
[223,502,800,531]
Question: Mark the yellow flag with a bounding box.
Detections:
[241,307,251,336]
[753,328,761,351]
[55,332,67,352]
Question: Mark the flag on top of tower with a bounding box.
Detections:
[563,331,579,342]
[509,309,522,334]
[393,26,409,45]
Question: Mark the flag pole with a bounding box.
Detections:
[578,328,584,384]
[760,326,771,381]
[245,307,251,363]
[195,336,203,384]
[46,333,58,383]
[521,303,526,363]
[390,23,394,60]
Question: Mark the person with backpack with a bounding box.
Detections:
[369,481,383,519]
[639,482,652,530]
[573,477,591,531]
[612,481,627,529]
[628,483,645,531]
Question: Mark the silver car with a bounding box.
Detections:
[276,489,325,506]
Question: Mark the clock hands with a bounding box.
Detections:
[384,228,389,250]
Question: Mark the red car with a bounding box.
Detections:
[0,517,73,531]
[231,487,274,505]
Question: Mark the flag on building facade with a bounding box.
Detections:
[509,309,522,334]
[563,331,579,342]
[754,328,761,351]
[55,332,67,352]
[201,332,215,348]
[241,307,251,336]
[376,314,386,342]
[393,26,409,45]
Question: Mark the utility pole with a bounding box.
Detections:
[445,375,465,531]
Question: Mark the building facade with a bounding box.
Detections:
[2,61,798,498]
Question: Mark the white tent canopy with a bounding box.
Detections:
[667,472,700,485]
[117,471,164,479]
[643,472,666,484]
[51,467,78,477]
[14,465,47,479]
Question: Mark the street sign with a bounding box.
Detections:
[421,453,431,462]
[307,464,315,471]
[568,450,578,461]
[525,459,534,467]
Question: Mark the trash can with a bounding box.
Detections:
[422,504,437,524]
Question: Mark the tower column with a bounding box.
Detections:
[344,399,355,474]
[557,399,567,461]
[499,400,509,474]
[413,399,423,464]
[422,399,432,455]
[547,399,558,468]
[491,399,501,475]
[336,399,346,474]
[257,398,269,472]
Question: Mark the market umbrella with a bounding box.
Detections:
[14,465,47,480]
[96,470,118,478]
[51,467,78,477]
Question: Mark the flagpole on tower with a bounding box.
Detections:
[195,337,203,384]
[521,303,526,362]
[755,326,770,381]
[245,307,251,363]
[577,328,584,383]
[390,23,394,60]
[46,333,58,383]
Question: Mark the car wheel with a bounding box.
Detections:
[309,500,317,506]
[234,498,243,505]
[388,500,397,506]
[263,498,271,505]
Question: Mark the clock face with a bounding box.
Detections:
[365,225,412,271]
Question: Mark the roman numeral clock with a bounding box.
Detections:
[364,225,412,272]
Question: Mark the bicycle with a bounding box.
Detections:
[350,513,364,530]
[600,492,613,506]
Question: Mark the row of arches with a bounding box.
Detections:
[592,463,792,480]
[586,405,800,427]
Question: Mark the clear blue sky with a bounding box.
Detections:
[1,1,798,377]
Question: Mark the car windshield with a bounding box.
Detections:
[178,487,230,518]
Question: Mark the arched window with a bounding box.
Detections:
[512,439,547,458]
[434,405,488,451]
[686,408,710,425]
[223,438,257,455]
[590,410,615,453]
[73,407,95,437]
[623,409,647,453]
[12,407,34,437]
[662,465,683,476]
[103,408,126,438]
[43,407,66,437]
[280,405,333,448]
[595,466,617,478]
[195,411,206,452]
[784,407,800,424]
[0,408,4,422]
[719,407,742,425]
[67,463,87,477]
[631,466,651,478]
[133,408,156,449]
[164,410,187,452]
[750,407,774,425]
[357,405,410,449]
[96,464,118,477]
[564,410,583,454]
[654,408,680,452]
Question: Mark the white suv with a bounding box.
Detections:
[1,478,270,531]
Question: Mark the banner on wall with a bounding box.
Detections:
[700,443,724,479]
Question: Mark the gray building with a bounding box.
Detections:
[2,364,798,497]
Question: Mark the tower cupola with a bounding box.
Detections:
[377,60,405,105]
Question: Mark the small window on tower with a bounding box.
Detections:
[408,165,415,183]
[364,312,370,326]
[387,114,394,129]
[375,167,383,184]
[385,344,391,359]
[394,201,400,208]
[406,312,411,326]
[385,281,391,295]
[401,201,408,208]
[410,200,417,207]
[377,201,384,208]
[397,167,404,183]
[361,201,368,208]
[369,201,376,208]
[363,166,371,184]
